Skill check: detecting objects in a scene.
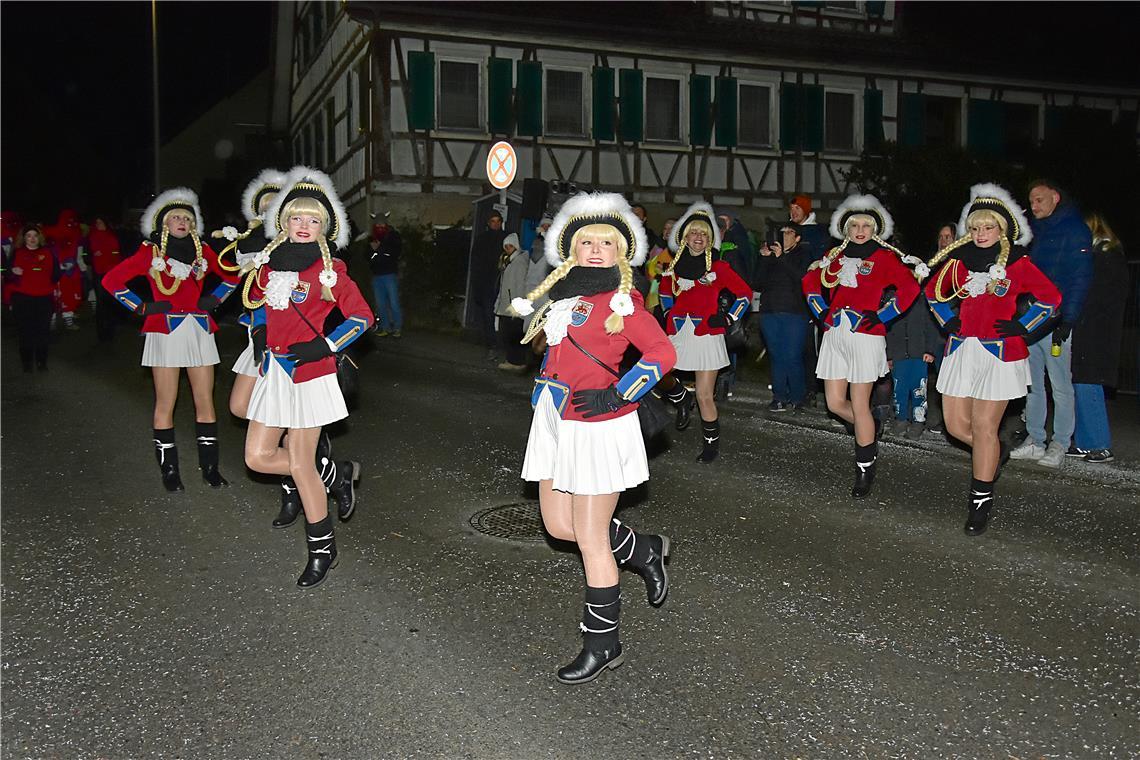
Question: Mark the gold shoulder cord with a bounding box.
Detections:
[819,260,841,289]
[933,260,967,302]
[241,268,267,310]
[151,268,182,296]
[216,240,242,272]
[519,300,555,345]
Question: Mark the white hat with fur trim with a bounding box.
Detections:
[544,191,648,268]
[241,169,287,223]
[829,194,894,241]
[142,187,204,238]
[956,182,1033,246]
[669,201,722,254]
[264,165,351,250]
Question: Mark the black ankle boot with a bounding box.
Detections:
[153,428,184,492]
[297,516,337,588]
[272,477,302,528]
[326,460,360,522]
[610,518,671,607]
[964,478,994,536]
[696,419,720,463]
[851,442,877,499]
[665,385,695,431]
[557,585,623,685]
[196,421,228,488]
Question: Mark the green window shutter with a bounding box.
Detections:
[715,76,738,147]
[899,93,925,147]
[1044,105,1070,144]
[619,68,643,143]
[780,82,802,151]
[967,99,1005,157]
[866,1,886,18]
[801,84,824,152]
[407,50,435,130]
[863,88,884,152]
[516,61,543,136]
[690,75,712,146]
[487,57,513,134]
[592,67,615,141]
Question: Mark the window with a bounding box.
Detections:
[356,58,369,133]
[645,76,681,142]
[924,95,961,147]
[325,99,336,165]
[546,69,585,137]
[824,91,855,152]
[438,60,480,130]
[303,122,314,165]
[313,116,325,168]
[1005,102,1038,160]
[739,84,772,146]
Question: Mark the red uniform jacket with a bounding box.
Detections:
[924,256,1061,362]
[533,289,677,422]
[659,260,752,337]
[10,247,57,297]
[802,248,919,336]
[87,228,121,275]
[101,241,237,334]
[248,257,374,384]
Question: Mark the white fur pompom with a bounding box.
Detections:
[318,268,338,288]
[511,297,534,317]
[150,255,165,271]
[988,264,1006,281]
[222,225,240,242]
[609,292,634,317]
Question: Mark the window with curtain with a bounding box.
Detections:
[645,77,681,142]
[546,69,584,137]
[739,83,772,147]
[824,90,855,152]
[438,60,480,130]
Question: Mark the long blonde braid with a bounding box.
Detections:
[515,258,577,344]
[317,236,336,302]
[603,257,634,335]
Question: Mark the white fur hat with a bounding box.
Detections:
[956,182,1033,246]
[265,165,351,250]
[241,169,288,223]
[544,192,648,268]
[142,187,203,237]
[669,201,722,253]
[829,194,894,241]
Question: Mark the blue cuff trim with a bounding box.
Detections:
[1019,301,1056,332]
[616,360,663,402]
[927,299,956,328]
[114,288,142,311]
[876,297,901,325]
[729,296,749,321]
[210,280,237,302]
[327,315,370,351]
[806,294,828,319]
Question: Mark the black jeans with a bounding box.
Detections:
[497,315,526,365]
[11,293,53,368]
[94,282,118,342]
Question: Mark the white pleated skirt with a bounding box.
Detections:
[141,318,220,368]
[816,313,888,383]
[246,356,348,429]
[231,335,259,377]
[937,337,1030,401]
[671,317,729,371]
[522,388,649,495]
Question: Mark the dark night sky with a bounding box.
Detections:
[1,1,1136,223]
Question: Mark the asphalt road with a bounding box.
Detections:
[2,322,1137,759]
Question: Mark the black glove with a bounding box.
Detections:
[139,300,173,316]
[706,313,730,329]
[1052,322,1073,344]
[197,294,221,311]
[860,309,882,328]
[251,326,267,364]
[285,337,334,365]
[571,385,629,418]
[993,318,1028,338]
[942,316,962,334]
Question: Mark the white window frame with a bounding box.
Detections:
[644,73,685,144]
[436,56,484,133]
[543,66,589,139]
[736,79,776,149]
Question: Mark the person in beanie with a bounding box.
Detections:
[510,192,676,685]
[101,188,240,492]
[789,194,830,259]
[241,166,372,588]
[494,232,530,371]
[924,183,1061,535]
[658,202,753,462]
[802,195,923,498]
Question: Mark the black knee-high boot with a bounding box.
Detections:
[153,428,184,492]
[964,478,995,536]
[660,377,695,431]
[273,477,302,528]
[852,442,877,498]
[610,518,670,606]
[697,418,720,463]
[297,515,337,589]
[556,585,623,684]
[196,421,228,488]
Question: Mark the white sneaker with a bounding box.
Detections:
[1009,440,1046,461]
[1038,441,1065,469]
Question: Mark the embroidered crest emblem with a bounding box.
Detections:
[857,260,875,276]
[570,299,594,327]
[290,280,311,303]
[991,278,1011,297]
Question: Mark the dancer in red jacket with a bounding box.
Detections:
[802,195,924,498]
[43,208,84,329]
[924,183,1061,535]
[9,225,58,371]
[241,166,371,589]
[87,217,122,342]
[102,188,240,491]
[510,192,676,684]
[658,202,752,463]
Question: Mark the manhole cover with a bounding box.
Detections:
[469,502,546,542]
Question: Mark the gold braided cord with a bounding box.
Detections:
[215,240,242,272]
[151,268,182,296]
[819,257,843,289]
[926,234,973,269]
[871,235,923,281]
[241,268,267,310]
[933,259,967,302]
[519,299,556,345]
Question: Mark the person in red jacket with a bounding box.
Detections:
[101,188,240,492]
[241,166,371,589]
[87,216,121,342]
[924,183,1061,535]
[509,192,677,685]
[658,202,753,463]
[9,225,59,371]
[43,208,84,330]
[802,195,923,498]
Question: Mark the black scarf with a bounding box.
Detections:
[236,228,271,254]
[953,242,1026,272]
[550,265,620,300]
[268,241,322,272]
[841,240,879,260]
[672,248,710,281]
[150,231,197,265]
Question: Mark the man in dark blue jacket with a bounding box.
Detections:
[1009,179,1093,469]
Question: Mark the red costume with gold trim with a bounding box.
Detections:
[802,247,920,336]
[659,260,752,337]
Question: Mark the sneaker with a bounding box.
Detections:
[1085,449,1114,463]
[1065,445,1090,458]
[376,329,390,337]
[1009,440,1046,461]
[391,330,402,338]
[767,400,788,413]
[1037,441,1065,468]
[904,421,925,440]
[498,361,528,372]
